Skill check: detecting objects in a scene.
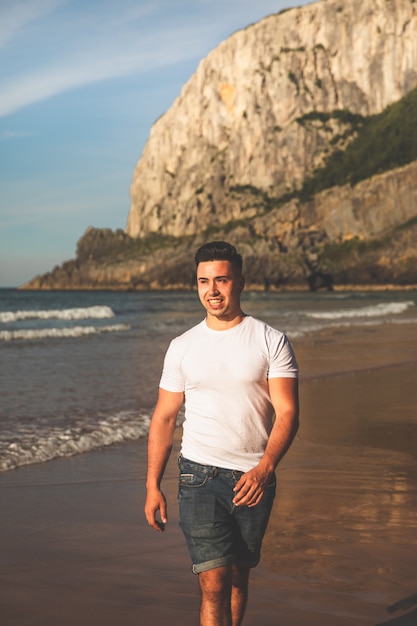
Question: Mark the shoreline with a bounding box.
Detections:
[1,322,417,625]
[15,284,417,293]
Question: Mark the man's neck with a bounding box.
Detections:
[205,312,246,331]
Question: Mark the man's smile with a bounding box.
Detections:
[208,298,223,305]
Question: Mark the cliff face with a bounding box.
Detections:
[127,0,417,240]
[252,160,417,247]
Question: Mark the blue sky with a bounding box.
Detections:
[0,0,309,287]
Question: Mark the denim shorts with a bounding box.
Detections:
[177,455,276,574]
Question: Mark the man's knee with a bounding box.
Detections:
[199,566,233,598]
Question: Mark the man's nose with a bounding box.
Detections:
[208,281,219,294]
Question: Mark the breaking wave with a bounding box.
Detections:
[0,324,130,342]
[0,412,151,472]
[306,301,414,320]
[0,305,115,324]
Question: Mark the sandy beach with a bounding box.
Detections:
[1,322,417,625]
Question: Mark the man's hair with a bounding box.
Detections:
[194,241,243,274]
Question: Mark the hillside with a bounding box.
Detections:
[21,0,417,291]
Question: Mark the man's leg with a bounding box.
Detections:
[231,563,250,626]
[199,564,250,626]
[199,566,232,626]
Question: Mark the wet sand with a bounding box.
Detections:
[1,323,417,625]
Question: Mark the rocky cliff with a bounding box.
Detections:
[127,0,417,239]
[22,0,417,291]
[23,157,417,291]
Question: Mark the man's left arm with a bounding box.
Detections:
[233,377,299,507]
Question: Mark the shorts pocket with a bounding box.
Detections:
[178,458,211,488]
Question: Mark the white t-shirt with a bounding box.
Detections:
[159,315,298,472]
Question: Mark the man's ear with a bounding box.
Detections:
[239,275,245,292]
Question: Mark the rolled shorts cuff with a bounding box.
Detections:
[192,555,235,574]
[192,554,260,575]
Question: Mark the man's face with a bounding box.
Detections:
[196,260,244,324]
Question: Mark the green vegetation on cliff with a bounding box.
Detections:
[300,86,417,200]
[314,216,417,286]
[227,86,417,213]
[76,227,181,263]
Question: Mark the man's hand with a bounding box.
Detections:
[145,488,168,532]
[232,466,273,508]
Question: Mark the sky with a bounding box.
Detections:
[0,0,310,287]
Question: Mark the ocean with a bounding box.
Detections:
[1,288,416,472]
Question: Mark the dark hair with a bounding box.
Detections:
[194,241,243,274]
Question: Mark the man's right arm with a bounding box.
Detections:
[144,388,184,532]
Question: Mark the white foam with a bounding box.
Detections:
[0,305,115,324]
[286,315,417,339]
[0,412,151,472]
[0,409,186,472]
[306,301,415,320]
[0,324,130,341]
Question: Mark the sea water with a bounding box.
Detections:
[1,288,416,472]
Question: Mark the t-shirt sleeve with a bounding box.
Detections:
[159,338,186,392]
[267,331,299,379]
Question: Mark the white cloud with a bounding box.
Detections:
[0,11,220,117]
[0,0,67,47]
[0,41,193,117]
[1,130,37,140]
[0,0,304,118]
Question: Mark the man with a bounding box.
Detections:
[145,241,299,626]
